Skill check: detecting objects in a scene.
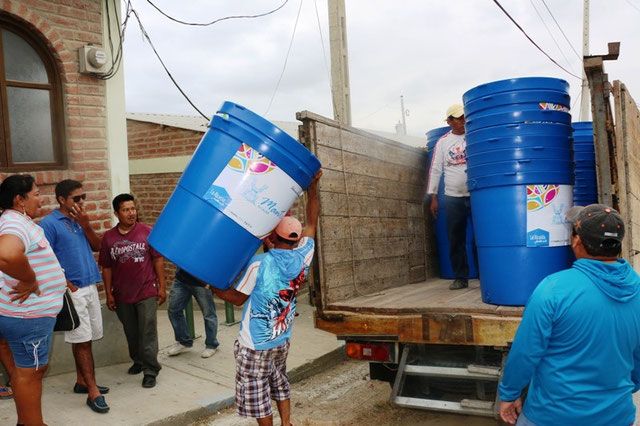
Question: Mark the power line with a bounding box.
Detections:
[540,0,582,60]
[491,0,581,80]
[130,7,209,120]
[264,0,304,116]
[624,0,640,12]
[145,0,290,26]
[356,100,396,122]
[95,0,133,80]
[528,0,576,73]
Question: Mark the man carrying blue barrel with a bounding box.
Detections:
[427,104,472,290]
[206,170,321,426]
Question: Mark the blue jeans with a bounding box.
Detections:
[444,195,475,280]
[516,412,536,426]
[168,277,219,349]
[0,316,55,369]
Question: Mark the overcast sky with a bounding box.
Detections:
[121,0,640,138]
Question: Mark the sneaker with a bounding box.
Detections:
[201,348,218,358]
[167,343,191,356]
[127,364,142,375]
[86,395,110,413]
[73,383,110,394]
[449,279,469,290]
[142,375,156,388]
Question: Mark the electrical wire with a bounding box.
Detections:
[540,0,582,60]
[264,0,304,116]
[356,100,396,122]
[145,0,289,26]
[491,0,581,80]
[313,0,338,119]
[624,0,640,12]
[130,7,209,120]
[528,0,577,73]
[95,0,133,80]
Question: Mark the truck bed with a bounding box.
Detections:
[315,279,524,347]
[324,279,524,317]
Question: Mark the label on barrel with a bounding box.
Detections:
[203,143,303,238]
[526,184,572,247]
[538,102,569,112]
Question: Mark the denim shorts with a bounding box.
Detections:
[0,315,56,369]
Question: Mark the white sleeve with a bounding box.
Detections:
[426,136,445,195]
[294,237,315,275]
[234,260,261,295]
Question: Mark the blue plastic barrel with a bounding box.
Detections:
[426,127,478,280]
[149,102,321,289]
[571,121,597,206]
[463,77,573,306]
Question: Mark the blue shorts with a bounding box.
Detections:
[0,316,56,369]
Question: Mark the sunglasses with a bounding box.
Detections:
[72,193,87,203]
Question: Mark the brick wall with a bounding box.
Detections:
[0,0,112,232]
[127,120,203,159]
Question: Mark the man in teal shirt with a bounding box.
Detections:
[499,204,640,425]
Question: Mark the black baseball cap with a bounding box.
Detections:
[566,204,625,249]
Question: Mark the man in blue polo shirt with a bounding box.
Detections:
[40,180,109,414]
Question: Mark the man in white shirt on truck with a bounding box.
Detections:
[427,104,472,290]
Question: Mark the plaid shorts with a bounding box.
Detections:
[234,340,291,418]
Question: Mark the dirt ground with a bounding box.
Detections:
[193,360,498,426]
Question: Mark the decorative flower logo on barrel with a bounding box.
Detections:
[527,184,560,212]
[228,143,277,175]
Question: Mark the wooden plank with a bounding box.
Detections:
[408,250,424,267]
[407,202,425,218]
[613,81,629,261]
[299,111,433,310]
[317,145,424,185]
[324,256,410,290]
[314,122,427,171]
[319,192,409,218]
[320,237,409,264]
[297,110,426,156]
[319,169,424,203]
[320,216,408,240]
[314,311,522,347]
[409,265,426,283]
[323,274,411,304]
[585,57,614,207]
[614,81,640,267]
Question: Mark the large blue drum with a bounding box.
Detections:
[572,121,597,206]
[149,102,321,289]
[426,127,478,280]
[463,77,574,305]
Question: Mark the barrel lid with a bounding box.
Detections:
[425,126,450,150]
[216,102,321,186]
[463,77,570,104]
[464,89,570,118]
[572,121,593,130]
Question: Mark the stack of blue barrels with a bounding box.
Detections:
[463,77,574,306]
[572,121,598,206]
[426,127,478,280]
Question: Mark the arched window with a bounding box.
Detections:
[0,16,65,170]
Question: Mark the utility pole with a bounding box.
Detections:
[328,0,352,126]
[579,0,590,120]
[400,95,407,135]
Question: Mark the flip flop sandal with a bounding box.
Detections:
[0,386,13,400]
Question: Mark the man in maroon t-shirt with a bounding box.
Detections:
[99,194,166,389]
